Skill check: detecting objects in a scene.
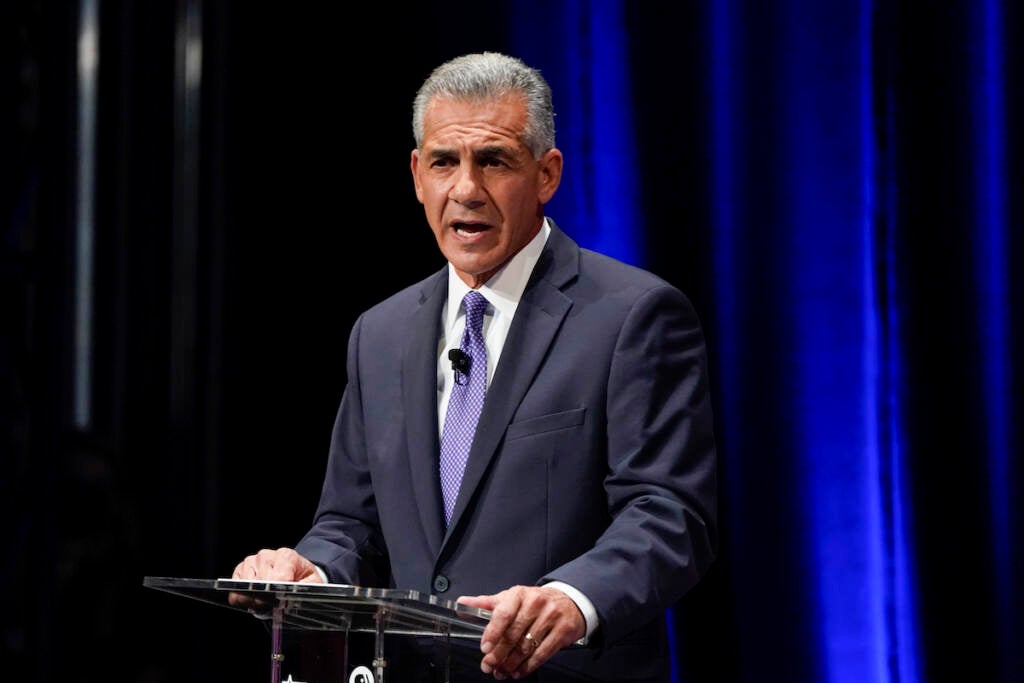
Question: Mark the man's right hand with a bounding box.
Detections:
[233,547,323,583]
[227,547,324,609]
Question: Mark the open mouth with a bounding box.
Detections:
[453,222,490,236]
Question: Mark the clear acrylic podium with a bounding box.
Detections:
[143,576,492,683]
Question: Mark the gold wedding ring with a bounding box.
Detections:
[524,632,539,649]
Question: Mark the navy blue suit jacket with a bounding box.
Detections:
[296,221,717,681]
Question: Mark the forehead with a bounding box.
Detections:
[421,93,529,150]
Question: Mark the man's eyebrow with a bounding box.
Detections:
[427,147,456,160]
[475,145,517,160]
[426,145,515,160]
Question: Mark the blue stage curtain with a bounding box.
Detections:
[510,0,643,266]
[509,1,1022,681]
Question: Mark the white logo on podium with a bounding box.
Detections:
[349,665,375,683]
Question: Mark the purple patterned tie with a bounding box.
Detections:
[439,290,489,526]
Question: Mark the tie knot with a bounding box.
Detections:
[463,291,488,333]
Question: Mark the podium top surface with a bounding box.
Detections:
[143,576,491,640]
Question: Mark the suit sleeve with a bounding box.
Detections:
[540,283,718,646]
[294,314,390,586]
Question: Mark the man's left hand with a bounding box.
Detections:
[457,585,586,680]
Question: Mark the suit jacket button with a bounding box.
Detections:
[432,575,450,593]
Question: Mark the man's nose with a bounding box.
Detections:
[449,164,485,207]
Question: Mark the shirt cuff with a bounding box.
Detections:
[544,580,597,644]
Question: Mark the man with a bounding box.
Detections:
[234,51,717,682]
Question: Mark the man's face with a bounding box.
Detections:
[410,94,562,289]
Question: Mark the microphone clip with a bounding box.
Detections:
[448,348,470,385]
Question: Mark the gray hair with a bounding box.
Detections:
[412,52,556,159]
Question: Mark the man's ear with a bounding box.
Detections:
[410,149,425,203]
[538,148,563,204]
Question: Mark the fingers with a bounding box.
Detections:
[456,594,497,610]
[227,547,322,609]
[231,547,320,583]
[472,585,586,679]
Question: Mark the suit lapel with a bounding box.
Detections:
[403,270,448,553]
[442,224,579,543]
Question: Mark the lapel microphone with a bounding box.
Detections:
[448,348,470,385]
